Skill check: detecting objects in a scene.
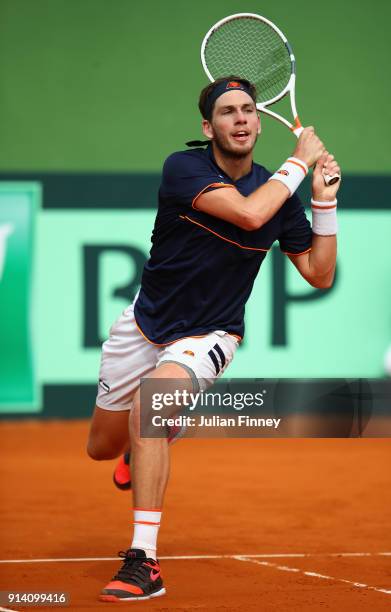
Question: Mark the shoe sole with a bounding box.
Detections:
[99,587,166,602]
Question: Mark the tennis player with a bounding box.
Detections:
[87,76,340,602]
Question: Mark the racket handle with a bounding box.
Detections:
[292,126,340,185]
[323,173,340,186]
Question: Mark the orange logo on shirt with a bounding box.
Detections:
[183,350,195,357]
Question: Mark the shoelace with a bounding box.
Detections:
[113,551,157,586]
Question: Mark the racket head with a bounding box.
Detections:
[201,13,295,108]
[201,14,340,187]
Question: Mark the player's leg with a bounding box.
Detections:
[100,331,239,602]
[100,361,192,603]
[112,331,239,490]
[112,405,186,490]
[129,361,193,508]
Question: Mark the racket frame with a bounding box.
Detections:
[201,13,340,185]
[201,13,302,135]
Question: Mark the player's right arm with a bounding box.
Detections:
[195,128,324,230]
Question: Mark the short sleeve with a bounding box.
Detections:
[278,193,313,255]
[160,150,235,209]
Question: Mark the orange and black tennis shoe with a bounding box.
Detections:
[113,452,131,490]
[100,548,165,602]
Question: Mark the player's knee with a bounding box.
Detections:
[86,438,118,461]
[129,402,154,445]
[86,441,104,460]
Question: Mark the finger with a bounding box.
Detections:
[315,153,327,168]
[324,161,339,174]
[323,166,341,180]
[327,161,339,171]
[323,160,337,171]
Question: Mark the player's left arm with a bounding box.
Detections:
[288,152,340,289]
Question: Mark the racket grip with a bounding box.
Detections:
[293,125,340,185]
[323,172,340,186]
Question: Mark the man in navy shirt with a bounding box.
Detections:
[88,76,340,602]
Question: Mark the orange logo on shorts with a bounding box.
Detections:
[183,350,195,357]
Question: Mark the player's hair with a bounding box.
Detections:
[198,76,257,121]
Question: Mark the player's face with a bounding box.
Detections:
[203,90,260,158]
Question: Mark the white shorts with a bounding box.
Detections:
[96,301,239,411]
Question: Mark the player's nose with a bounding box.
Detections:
[235,110,247,124]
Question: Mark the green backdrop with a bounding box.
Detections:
[1,0,390,172]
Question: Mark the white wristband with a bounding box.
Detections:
[268,157,308,196]
[311,198,338,235]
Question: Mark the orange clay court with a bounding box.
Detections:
[0,420,390,611]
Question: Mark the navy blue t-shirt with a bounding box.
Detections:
[134,145,312,344]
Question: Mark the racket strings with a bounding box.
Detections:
[204,17,291,103]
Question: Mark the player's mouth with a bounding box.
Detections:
[231,130,250,142]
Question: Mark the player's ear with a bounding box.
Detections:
[257,113,261,134]
[202,119,214,140]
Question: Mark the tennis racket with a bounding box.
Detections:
[201,13,340,186]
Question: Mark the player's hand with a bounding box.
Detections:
[312,152,341,201]
[292,127,325,167]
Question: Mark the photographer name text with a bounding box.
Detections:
[152,415,281,429]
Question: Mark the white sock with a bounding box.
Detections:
[131,508,161,560]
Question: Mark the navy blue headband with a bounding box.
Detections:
[204,79,253,119]
[185,79,254,148]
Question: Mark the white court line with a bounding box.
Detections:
[0,552,390,564]
[234,556,391,597]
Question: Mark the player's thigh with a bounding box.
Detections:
[158,330,239,390]
[129,334,239,438]
[87,405,130,460]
